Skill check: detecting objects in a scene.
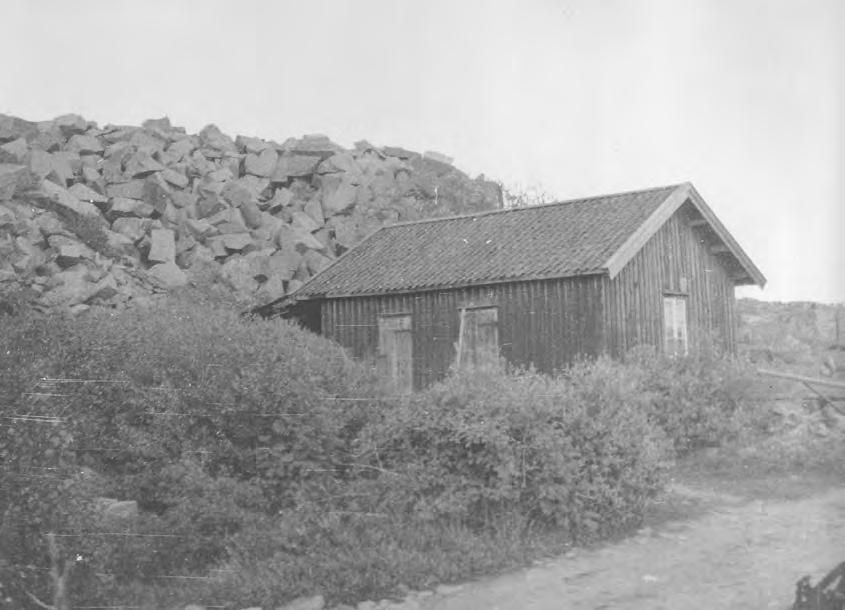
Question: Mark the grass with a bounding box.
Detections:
[675,447,845,501]
[58,431,845,609]
[639,404,845,529]
[645,414,845,522]
[99,411,845,608]
[99,517,580,609]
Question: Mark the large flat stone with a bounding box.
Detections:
[235,134,272,154]
[317,151,363,178]
[291,210,320,234]
[276,223,324,253]
[240,200,262,229]
[27,149,53,179]
[198,124,237,152]
[169,189,197,210]
[185,218,217,239]
[320,177,358,216]
[148,228,176,263]
[167,136,197,161]
[147,261,187,287]
[53,114,89,136]
[125,150,164,177]
[263,186,294,211]
[303,249,332,274]
[67,134,105,155]
[271,154,321,182]
[46,152,76,186]
[68,182,108,204]
[40,180,102,217]
[244,147,278,177]
[0,113,39,143]
[128,129,167,153]
[267,250,301,280]
[0,138,28,163]
[109,197,155,218]
[48,234,96,267]
[219,255,259,292]
[221,232,253,251]
[111,217,147,242]
[161,167,189,189]
[196,195,226,219]
[142,177,173,213]
[0,164,27,200]
[221,180,255,207]
[106,180,146,200]
[303,198,325,226]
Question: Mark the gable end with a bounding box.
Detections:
[603,182,765,288]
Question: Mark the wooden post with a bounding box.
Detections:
[26,532,71,610]
[757,368,845,390]
[757,368,845,415]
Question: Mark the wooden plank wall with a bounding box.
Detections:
[603,203,738,358]
[321,275,605,389]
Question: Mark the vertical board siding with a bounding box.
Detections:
[604,205,737,358]
[320,275,605,389]
[318,204,740,388]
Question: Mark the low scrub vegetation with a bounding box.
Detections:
[626,345,764,454]
[0,292,762,609]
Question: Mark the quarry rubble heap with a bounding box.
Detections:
[0,113,501,312]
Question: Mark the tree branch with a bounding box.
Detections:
[25,590,55,610]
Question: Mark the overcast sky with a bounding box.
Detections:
[2,0,841,303]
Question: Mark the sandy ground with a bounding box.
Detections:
[419,483,845,610]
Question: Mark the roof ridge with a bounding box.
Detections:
[381,182,686,230]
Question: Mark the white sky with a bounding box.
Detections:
[2,0,841,303]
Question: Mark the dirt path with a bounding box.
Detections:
[419,483,845,609]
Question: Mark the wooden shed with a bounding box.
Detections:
[262,183,766,391]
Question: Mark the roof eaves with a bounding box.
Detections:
[686,185,767,288]
[300,268,609,299]
[602,182,766,288]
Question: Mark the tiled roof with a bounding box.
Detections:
[296,184,682,298]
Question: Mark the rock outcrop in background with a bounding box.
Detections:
[0,113,502,312]
[738,298,845,381]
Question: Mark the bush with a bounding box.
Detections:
[204,360,670,605]
[364,361,670,540]
[627,345,763,454]
[0,292,385,607]
[1,295,757,608]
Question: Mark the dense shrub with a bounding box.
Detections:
[366,361,671,539]
[0,290,386,607]
[0,295,758,608]
[627,345,762,454]
[211,359,676,606]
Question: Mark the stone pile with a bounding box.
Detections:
[0,112,502,313]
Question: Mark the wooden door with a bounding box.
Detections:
[378,314,413,392]
[456,307,499,368]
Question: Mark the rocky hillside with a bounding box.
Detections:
[737,298,845,375]
[0,113,502,313]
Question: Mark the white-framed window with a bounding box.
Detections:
[663,295,688,356]
[456,306,499,368]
